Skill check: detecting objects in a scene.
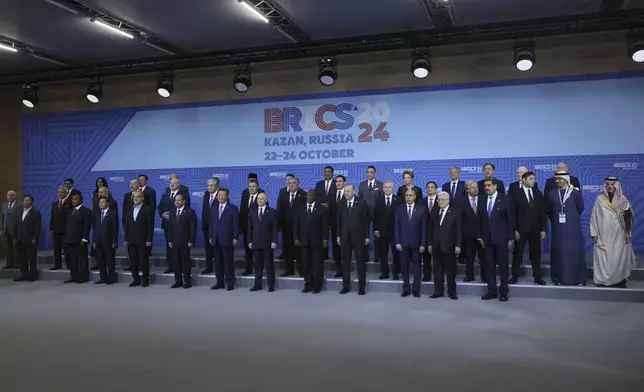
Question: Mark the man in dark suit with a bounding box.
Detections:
[373,181,400,280]
[277,174,294,260]
[441,166,467,200]
[276,177,305,277]
[63,193,92,284]
[121,179,139,272]
[294,190,329,294]
[92,196,119,284]
[158,177,190,274]
[12,195,41,282]
[358,165,383,264]
[163,173,190,199]
[49,187,68,270]
[543,162,581,197]
[62,178,76,208]
[168,194,197,289]
[337,184,370,295]
[201,177,219,274]
[508,166,540,199]
[91,186,119,271]
[394,188,427,297]
[239,176,264,276]
[248,192,279,292]
[459,180,486,283]
[477,178,515,302]
[138,174,157,220]
[511,171,547,285]
[315,165,336,205]
[478,163,506,195]
[124,191,153,287]
[421,181,439,282]
[428,192,461,300]
[328,175,346,277]
[1,189,21,269]
[209,188,239,291]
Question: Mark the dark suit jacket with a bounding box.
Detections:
[397,185,423,200]
[1,200,22,236]
[513,186,547,234]
[92,208,119,247]
[277,189,305,234]
[428,206,462,253]
[158,188,191,230]
[458,196,480,240]
[14,208,42,245]
[544,176,581,198]
[122,192,134,226]
[294,203,329,248]
[337,198,370,245]
[394,203,428,248]
[62,188,80,208]
[476,193,515,246]
[315,179,337,205]
[441,180,467,200]
[164,184,189,198]
[168,207,197,247]
[209,203,239,246]
[201,190,219,232]
[478,178,506,195]
[49,200,69,234]
[141,186,157,216]
[124,205,153,246]
[358,180,384,212]
[239,188,265,233]
[63,206,92,245]
[422,196,440,220]
[508,181,540,200]
[248,206,278,250]
[372,195,400,239]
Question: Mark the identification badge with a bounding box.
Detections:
[559,213,566,224]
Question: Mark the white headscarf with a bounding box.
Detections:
[554,171,571,187]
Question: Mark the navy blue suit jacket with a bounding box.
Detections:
[441,180,467,200]
[394,203,428,249]
[158,188,191,230]
[209,203,239,247]
[476,193,515,246]
[315,179,337,205]
[248,206,279,250]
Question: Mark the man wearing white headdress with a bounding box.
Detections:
[590,177,636,288]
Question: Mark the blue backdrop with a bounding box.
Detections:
[22,72,644,252]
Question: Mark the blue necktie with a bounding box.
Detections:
[487,197,494,217]
[101,211,105,224]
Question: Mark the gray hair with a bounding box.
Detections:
[129,179,138,186]
[344,184,355,192]
[465,180,477,188]
[57,186,66,192]
[132,191,143,198]
[207,177,219,185]
[6,190,16,196]
[383,180,394,187]
[450,166,461,172]
[437,191,450,201]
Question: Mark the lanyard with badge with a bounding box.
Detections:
[557,186,573,224]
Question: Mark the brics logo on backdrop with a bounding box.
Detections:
[534,164,557,171]
[269,172,288,178]
[461,167,482,173]
[212,173,229,180]
[109,176,124,183]
[613,162,638,170]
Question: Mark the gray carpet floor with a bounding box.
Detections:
[1,280,643,392]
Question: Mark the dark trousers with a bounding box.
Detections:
[214,243,235,288]
[512,231,542,280]
[400,247,421,294]
[433,248,457,295]
[65,242,89,282]
[330,224,342,271]
[164,230,173,272]
[3,233,15,267]
[52,233,64,268]
[172,245,192,285]
[95,243,115,282]
[486,243,509,296]
[421,249,433,279]
[242,228,254,273]
[128,244,150,283]
[16,242,37,279]
[376,236,400,276]
[463,236,486,280]
[253,248,275,289]
[282,232,302,276]
[301,245,324,291]
[203,229,214,271]
[341,241,366,291]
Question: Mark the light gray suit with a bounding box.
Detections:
[1,200,22,268]
[358,179,383,262]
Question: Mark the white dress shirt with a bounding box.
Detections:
[22,207,32,222]
[346,197,355,208]
[487,192,498,211]
[133,204,142,221]
[427,196,436,210]
[523,186,533,201]
[439,205,449,226]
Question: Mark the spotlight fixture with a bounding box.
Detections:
[318,57,337,86]
[630,39,644,63]
[86,80,103,104]
[0,42,18,53]
[411,53,431,79]
[91,18,135,39]
[514,45,535,72]
[157,75,174,98]
[233,69,252,93]
[238,0,270,23]
[22,85,38,109]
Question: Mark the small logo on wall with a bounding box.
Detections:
[336,169,348,176]
[212,173,229,180]
[613,162,638,170]
[192,191,205,197]
[393,168,413,174]
[109,176,124,183]
[269,172,287,178]
[583,185,603,192]
[534,164,557,171]
[159,174,172,180]
[461,166,482,173]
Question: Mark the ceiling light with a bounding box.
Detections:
[233,70,252,93]
[86,81,103,104]
[318,57,337,86]
[0,42,18,53]
[411,54,431,79]
[630,39,644,63]
[238,0,270,23]
[514,45,535,72]
[157,75,174,98]
[22,85,38,109]
[91,19,135,39]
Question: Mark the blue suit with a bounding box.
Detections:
[441,180,467,200]
[158,188,191,272]
[394,203,428,294]
[209,203,239,289]
[248,206,279,289]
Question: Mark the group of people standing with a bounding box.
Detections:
[0,161,636,301]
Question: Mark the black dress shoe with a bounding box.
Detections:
[449,294,458,300]
[302,287,312,293]
[333,272,342,278]
[358,290,365,295]
[413,292,420,298]
[481,278,488,284]
[91,266,99,271]
[241,270,253,276]
[422,276,431,282]
[76,280,87,284]
[13,277,27,282]
[2,265,13,270]
[392,275,399,280]
[50,266,62,271]
[183,283,192,289]
[226,287,234,291]
[163,269,173,274]
[142,281,150,287]
[27,277,38,282]
[340,288,350,294]
[250,286,262,292]
[281,271,294,277]
[105,280,115,285]
[94,280,106,285]
[201,269,213,275]
[401,291,410,297]
[481,293,498,300]
[63,278,76,284]
[509,277,519,284]
[124,267,131,272]
[171,283,183,289]
[534,278,547,285]
[378,274,389,280]
[268,287,275,292]
[129,281,141,287]
[463,277,474,282]
[211,284,225,290]
[429,293,444,299]
[312,289,321,294]
[499,295,509,302]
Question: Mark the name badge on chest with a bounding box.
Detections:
[558,213,566,224]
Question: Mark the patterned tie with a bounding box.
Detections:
[451,182,456,197]
[528,189,534,204]
[487,197,494,217]
[470,197,477,214]
[408,204,412,221]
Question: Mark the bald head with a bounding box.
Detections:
[170,178,180,191]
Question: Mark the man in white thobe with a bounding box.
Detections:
[590,177,636,288]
